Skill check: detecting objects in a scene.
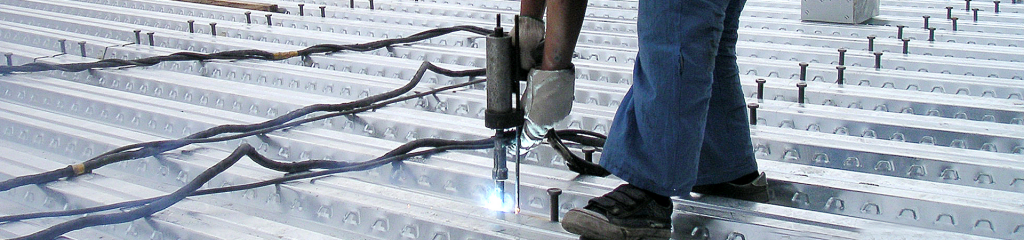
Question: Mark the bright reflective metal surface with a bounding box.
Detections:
[1,0,1022,239]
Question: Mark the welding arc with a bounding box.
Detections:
[8,138,495,240]
[0,62,485,192]
[0,25,492,75]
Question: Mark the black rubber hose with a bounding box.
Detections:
[95,77,486,163]
[100,62,482,156]
[553,129,606,148]
[546,130,611,177]
[193,139,493,196]
[0,26,492,75]
[1,138,492,227]
[0,167,75,192]
[10,143,257,240]
[0,62,483,192]
[296,25,491,55]
[88,62,482,168]
[555,129,607,140]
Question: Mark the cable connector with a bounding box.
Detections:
[272,51,300,60]
[71,163,86,176]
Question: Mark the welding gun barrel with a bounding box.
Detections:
[493,130,509,184]
[484,29,516,129]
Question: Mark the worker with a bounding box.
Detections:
[515,0,770,239]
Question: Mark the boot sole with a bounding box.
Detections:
[562,209,671,240]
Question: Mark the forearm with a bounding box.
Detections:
[520,0,546,20]
[540,0,588,70]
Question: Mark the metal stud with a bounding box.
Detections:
[78,41,86,57]
[797,82,807,105]
[748,103,759,125]
[873,52,883,69]
[320,6,327,18]
[896,25,906,39]
[972,8,980,21]
[583,147,596,163]
[756,78,767,101]
[147,32,155,46]
[210,22,217,37]
[799,62,809,81]
[928,27,936,41]
[836,66,846,85]
[58,39,67,54]
[133,29,142,44]
[902,38,910,54]
[5,53,13,66]
[866,35,876,51]
[547,188,562,222]
[245,11,252,24]
[946,6,954,19]
[266,14,273,26]
[837,48,847,65]
[922,15,930,29]
[951,17,959,31]
[188,20,195,33]
[298,4,305,16]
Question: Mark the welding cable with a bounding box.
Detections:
[0,139,492,223]
[546,130,611,177]
[87,62,483,166]
[552,129,607,148]
[109,77,486,173]
[0,25,492,75]
[100,62,484,157]
[0,62,484,192]
[6,138,494,238]
[555,129,607,140]
[9,143,256,240]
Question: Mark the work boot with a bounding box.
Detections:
[690,172,770,203]
[561,184,672,240]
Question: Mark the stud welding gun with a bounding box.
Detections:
[483,14,612,213]
[483,14,524,211]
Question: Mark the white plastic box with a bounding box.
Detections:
[801,0,880,24]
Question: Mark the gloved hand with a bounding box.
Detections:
[510,16,545,70]
[519,68,576,150]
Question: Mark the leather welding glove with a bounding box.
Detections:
[521,68,575,148]
[510,16,545,70]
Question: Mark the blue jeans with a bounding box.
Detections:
[600,0,757,197]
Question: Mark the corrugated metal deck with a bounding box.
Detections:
[0,0,1022,239]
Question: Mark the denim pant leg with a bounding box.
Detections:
[696,0,759,186]
[600,0,750,197]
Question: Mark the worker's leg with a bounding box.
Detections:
[561,1,733,238]
[600,0,730,198]
[694,0,758,186]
